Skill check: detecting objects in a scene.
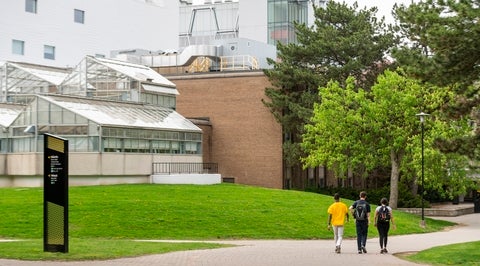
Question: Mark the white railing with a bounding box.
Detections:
[220,55,259,71]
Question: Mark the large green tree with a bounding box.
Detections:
[393,0,480,159]
[263,1,397,183]
[301,70,473,208]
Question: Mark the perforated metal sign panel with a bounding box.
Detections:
[44,133,68,253]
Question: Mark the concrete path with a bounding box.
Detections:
[0,213,478,266]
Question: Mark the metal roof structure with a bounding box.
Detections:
[1,56,179,103]
[0,103,24,128]
[39,94,200,132]
[60,56,179,99]
[0,62,69,100]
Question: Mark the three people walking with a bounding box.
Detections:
[328,191,395,254]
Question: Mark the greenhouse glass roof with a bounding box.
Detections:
[0,103,24,127]
[1,56,179,102]
[91,56,175,88]
[39,95,200,132]
[0,62,69,95]
[59,56,179,99]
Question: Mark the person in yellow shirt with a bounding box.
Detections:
[327,193,350,253]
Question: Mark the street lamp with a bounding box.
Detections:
[416,112,429,228]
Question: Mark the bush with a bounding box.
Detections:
[309,183,428,208]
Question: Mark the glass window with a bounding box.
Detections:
[50,104,62,123]
[12,40,25,55]
[103,138,123,152]
[171,141,180,154]
[152,140,170,154]
[44,45,55,60]
[125,128,138,138]
[62,110,75,124]
[139,139,149,152]
[185,142,198,154]
[70,137,89,152]
[74,9,85,24]
[267,0,307,45]
[25,0,37,13]
[89,136,99,151]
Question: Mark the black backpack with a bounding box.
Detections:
[378,206,391,223]
[354,202,367,221]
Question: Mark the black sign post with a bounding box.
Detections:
[43,133,68,253]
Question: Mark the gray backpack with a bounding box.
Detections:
[354,202,367,221]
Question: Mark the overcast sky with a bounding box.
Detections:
[341,0,417,24]
[191,0,417,24]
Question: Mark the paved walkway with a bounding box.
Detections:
[0,213,478,266]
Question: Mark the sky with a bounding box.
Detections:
[191,0,417,24]
[342,0,417,24]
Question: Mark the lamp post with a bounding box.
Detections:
[416,112,429,228]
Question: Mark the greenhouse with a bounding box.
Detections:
[0,56,205,187]
[0,61,69,103]
[5,94,202,154]
[59,56,179,108]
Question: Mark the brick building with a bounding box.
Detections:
[170,71,284,189]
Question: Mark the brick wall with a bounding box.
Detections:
[170,71,283,189]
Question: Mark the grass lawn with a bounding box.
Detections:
[403,241,480,266]
[0,183,455,261]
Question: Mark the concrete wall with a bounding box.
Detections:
[0,152,202,187]
[152,174,221,185]
[171,71,283,189]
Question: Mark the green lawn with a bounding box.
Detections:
[0,183,455,261]
[404,241,480,266]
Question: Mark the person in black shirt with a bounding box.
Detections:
[349,191,371,254]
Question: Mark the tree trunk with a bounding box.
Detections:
[389,150,402,209]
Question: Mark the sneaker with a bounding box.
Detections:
[358,250,362,254]
[361,246,367,253]
[335,246,339,253]
[337,246,341,254]
[380,249,384,254]
[383,248,388,254]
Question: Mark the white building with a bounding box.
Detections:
[180,0,326,47]
[0,0,179,68]
[1,1,330,69]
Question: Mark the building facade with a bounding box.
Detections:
[1,0,324,68]
[1,0,329,189]
[180,0,323,47]
[0,0,179,67]
[171,71,283,188]
[0,57,203,187]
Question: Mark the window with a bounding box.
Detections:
[44,45,55,60]
[12,40,25,55]
[25,0,37,13]
[74,9,85,24]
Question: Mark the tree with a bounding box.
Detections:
[263,1,397,187]
[393,0,480,160]
[301,70,472,208]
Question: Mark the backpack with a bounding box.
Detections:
[354,202,367,221]
[378,206,391,223]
